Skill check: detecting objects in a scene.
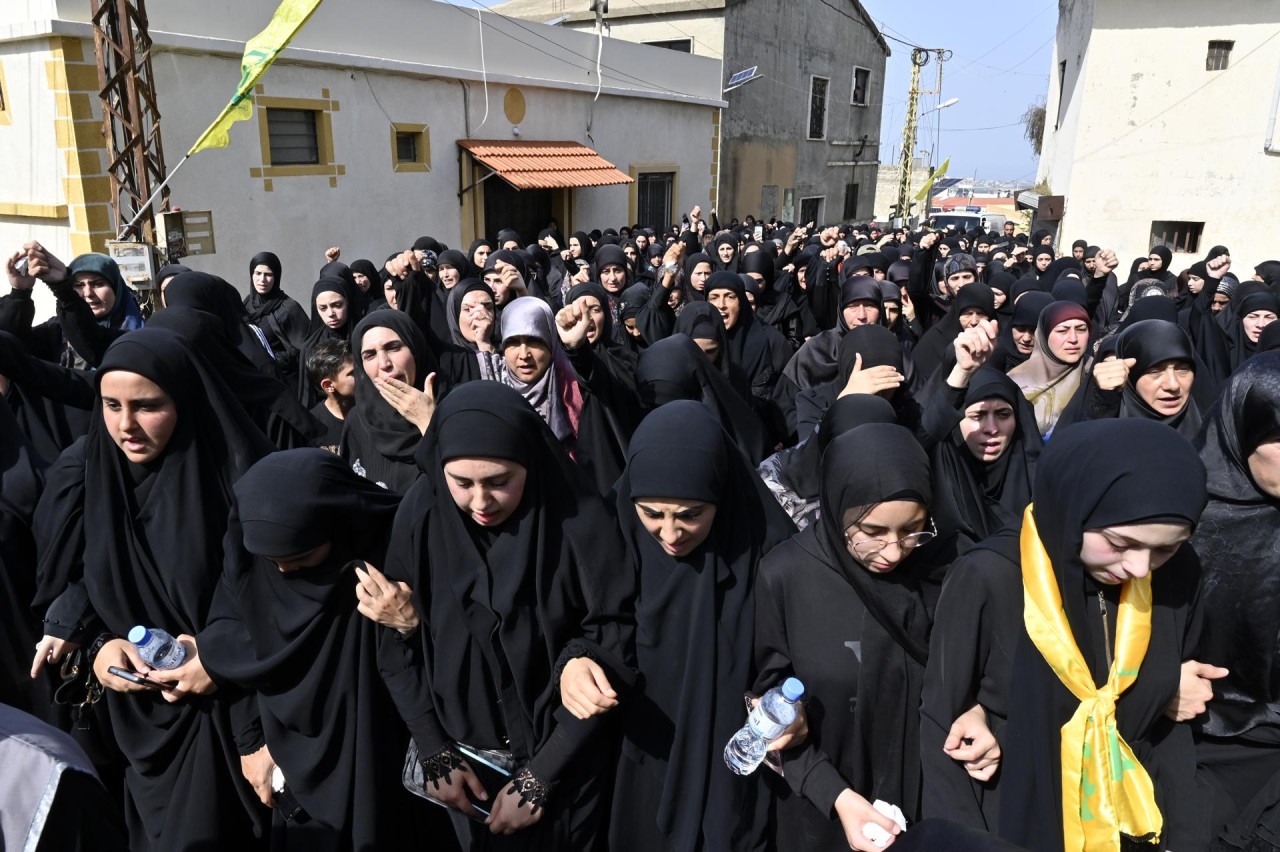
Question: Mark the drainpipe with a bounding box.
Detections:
[1266,60,1280,155]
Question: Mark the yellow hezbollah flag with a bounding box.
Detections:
[188,0,325,155]
[914,157,950,202]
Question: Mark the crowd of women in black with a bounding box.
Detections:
[3,207,1280,852]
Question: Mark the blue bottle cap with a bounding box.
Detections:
[781,677,805,701]
[128,625,151,645]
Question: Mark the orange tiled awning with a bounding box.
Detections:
[458,139,634,190]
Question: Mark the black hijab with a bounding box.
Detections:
[466,238,494,278]
[1114,319,1201,439]
[1191,352,1280,738]
[378,381,634,805]
[928,367,1040,541]
[673,302,732,377]
[1225,288,1280,369]
[444,277,497,351]
[147,307,325,449]
[912,283,997,382]
[775,393,897,500]
[340,311,437,492]
[613,401,794,848]
[801,423,938,815]
[199,449,415,847]
[711,233,740,273]
[33,328,273,846]
[163,270,279,375]
[244,250,286,322]
[297,276,367,407]
[681,252,713,302]
[567,281,615,343]
[706,270,788,393]
[999,418,1207,851]
[635,334,772,464]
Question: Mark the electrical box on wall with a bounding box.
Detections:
[159,210,216,259]
[107,241,158,290]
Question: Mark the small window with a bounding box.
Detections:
[1207,40,1234,71]
[808,76,829,140]
[266,108,320,165]
[637,172,676,229]
[842,183,860,220]
[396,132,418,163]
[642,38,692,53]
[799,196,823,226]
[1151,220,1204,255]
[851,67,870,106]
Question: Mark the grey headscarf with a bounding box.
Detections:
[477,296,574,441]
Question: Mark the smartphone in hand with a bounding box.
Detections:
[108,666,174,690]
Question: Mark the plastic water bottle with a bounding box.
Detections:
[724,677,805,775]
[128,625,187,670]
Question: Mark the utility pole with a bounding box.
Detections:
[893,47,951,226]
[893,49,927,226]
[90,0,169,244]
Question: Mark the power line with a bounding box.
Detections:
[446,0,691,99]
[938,120,1024,132]
[950,5,1051,73]
[1078,26,1280,161]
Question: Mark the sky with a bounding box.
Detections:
[860,0,1058,183]
[443,0,1058,183]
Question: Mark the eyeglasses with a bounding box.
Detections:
[844,517,938,558]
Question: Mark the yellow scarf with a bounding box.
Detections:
[1020,504,1163,851]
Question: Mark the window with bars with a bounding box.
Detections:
[396,132,418,163]
[851,67,869,106]
[266,108,320,165]
[843,184,860,220]
[637,172,675,230]
[808,76,829,140]
[799,196,823,226]
[1206,40,1234,71]
[1150,220,1204,254]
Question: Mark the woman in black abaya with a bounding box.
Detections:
[794,323,922,442]
[376,381,635,851]
[32,328,272,851]
[164,270,282,376]
[244,251,308,374]
[705,271,792,405]
[146,307,325,451]
[604,401,795,851]
[998,419,1211,852]
[1056,319,1202,441]
[754,423,966,851]
[922,351,1040,542]
[199,449,440,852]
[296,276,365,409]
[635,334,772,464]
[340,311,439,493]
[1189,353,1280,848]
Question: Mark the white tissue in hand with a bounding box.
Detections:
[860,800,907,848]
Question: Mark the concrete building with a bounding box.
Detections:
[1038,0,1280,273]
[489,0,726,59]
[0,0,723,310]
[492,0,890,223]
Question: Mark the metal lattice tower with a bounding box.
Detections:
[90,0,169,243]
[894,49,928,223]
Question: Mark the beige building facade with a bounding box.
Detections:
[1038,0,1280,272]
